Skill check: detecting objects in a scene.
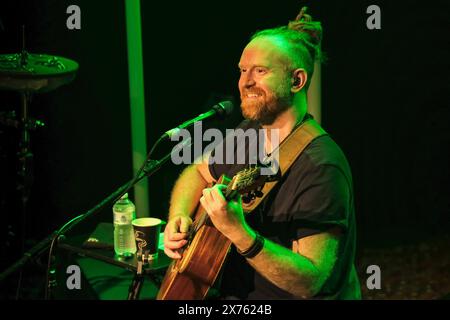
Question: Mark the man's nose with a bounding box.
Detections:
[240,73,256,88]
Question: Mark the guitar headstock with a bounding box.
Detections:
[230,167,260,191]
[221,167,266,202]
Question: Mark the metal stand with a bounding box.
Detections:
[0,92,45,257]
[127,252,146,300]
[16,30,37,230]
[17,92,35,245]
[127,248,160,300]
[11,90,45,298]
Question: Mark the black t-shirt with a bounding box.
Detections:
[208,116,361,299]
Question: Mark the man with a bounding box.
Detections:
[163,9,361,299]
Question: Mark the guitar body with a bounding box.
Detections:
[156,223,231,300]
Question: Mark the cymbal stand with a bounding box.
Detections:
[13,27,45,298]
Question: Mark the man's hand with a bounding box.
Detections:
[199,184,250,243]
[163,215,192,259]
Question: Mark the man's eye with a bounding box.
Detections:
[240,69,247,73]
[256,68,267,74]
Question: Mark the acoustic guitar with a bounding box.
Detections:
[157,167,265,300]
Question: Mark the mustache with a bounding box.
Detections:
[241,88,265,96]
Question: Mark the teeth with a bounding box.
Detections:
[247,94,259,97]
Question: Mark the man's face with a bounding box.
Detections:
[238,37,293,125]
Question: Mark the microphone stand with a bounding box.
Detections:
[127,250,146,300]
[0,135,192,300]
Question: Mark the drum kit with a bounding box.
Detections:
[0,30,79,257]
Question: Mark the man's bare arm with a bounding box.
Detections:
[241,228,340,298]
[168,161,213,220]
[164,155,216,259]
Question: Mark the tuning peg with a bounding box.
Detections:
[242,192,257,204]
[242,195,252,204]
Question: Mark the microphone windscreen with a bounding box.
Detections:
[215,101,234,118]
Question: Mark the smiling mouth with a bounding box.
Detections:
[244,93,262,98]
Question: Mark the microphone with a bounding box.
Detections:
[164,101,234,139]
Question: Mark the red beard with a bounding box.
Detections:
[240,88,292,125]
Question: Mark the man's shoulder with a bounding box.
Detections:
[303,135,350,168]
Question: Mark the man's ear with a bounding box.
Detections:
[291,68,307,93]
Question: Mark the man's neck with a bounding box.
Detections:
[263,103,306,154]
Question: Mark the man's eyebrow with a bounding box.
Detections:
[238,64,270,69]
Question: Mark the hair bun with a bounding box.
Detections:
[287,6,322,46]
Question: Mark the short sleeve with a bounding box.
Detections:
[290,164,352,239]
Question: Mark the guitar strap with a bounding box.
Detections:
[241,116,328,213]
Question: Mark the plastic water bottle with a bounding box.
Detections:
[113,193,136,257]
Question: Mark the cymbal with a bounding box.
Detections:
[0,53,79,93]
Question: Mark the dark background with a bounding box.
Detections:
[0,0,449,299]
